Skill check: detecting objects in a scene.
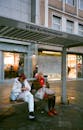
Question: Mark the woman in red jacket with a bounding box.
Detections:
[35,72,58,116]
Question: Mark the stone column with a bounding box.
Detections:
[35,0,40,25]
[31,0,40,24]
[74,21,78,35]
[62,0,65,12]
[76,0,78,16]
[45,0,48,27]
[62,16,66,32]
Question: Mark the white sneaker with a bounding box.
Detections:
[29,112,35,120]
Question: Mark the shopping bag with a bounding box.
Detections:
[35,88,45,100]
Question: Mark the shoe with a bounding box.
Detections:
[29,112,35,120]
[48,111,54,116]
[51,109,58,115]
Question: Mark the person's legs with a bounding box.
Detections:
[48,97,52,110]
[19,91,35,119]
[24,91,34,112]
[51,96,55,108]
[48,97,54,116]
[24,91,35,119]
[17,92,25,100]
[51,96,57,115]
[44,88,57,116]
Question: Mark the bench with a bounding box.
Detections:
[0,81,25,117]
[0,79,49,117]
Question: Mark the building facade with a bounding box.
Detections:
[0,0,83,81]
[37,0,83,80]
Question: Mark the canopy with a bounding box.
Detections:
[0,16,83,48]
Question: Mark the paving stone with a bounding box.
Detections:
[0,80,83,130]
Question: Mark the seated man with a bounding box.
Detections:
[10,73,35,120]
[34,72,58,116]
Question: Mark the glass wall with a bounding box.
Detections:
[77,55,82,78]
[37,52,83,80]
[67,54,76,78]
[4,52,24,79]
[67,54,83,78]
[38,51,61,80]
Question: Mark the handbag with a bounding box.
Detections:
[35,88,45,100]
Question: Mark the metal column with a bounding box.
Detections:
[24,45,33,78]
[61,47,67,104]
[0,51,4,80]
[82,55,83,78]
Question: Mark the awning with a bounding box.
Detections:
[0,16,83,48]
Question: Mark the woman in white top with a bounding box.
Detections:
[10,73,35,120]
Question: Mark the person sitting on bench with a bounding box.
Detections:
[35,72,58,116]
[10,73,35,120]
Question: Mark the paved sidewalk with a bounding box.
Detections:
[0,80,83,130]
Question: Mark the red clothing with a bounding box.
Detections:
[38,77,45,87]
[38,76,48,98]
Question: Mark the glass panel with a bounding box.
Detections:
[4,52,24,79]
[66,0,75,6]
[66,20,74,33]
[38,52,61,80]
[79,0,83,10]
[53,16,61,31]
[67,54,83,78]
[77,55,82,78]
[67,54,76,78]
[78,24,83,36]
[53,24,61,30]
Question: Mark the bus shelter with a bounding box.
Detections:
[0,16,83,103]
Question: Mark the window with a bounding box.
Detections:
[52,15,61,31]
[4,52,24,79]
[66,0,75,6]
[79,0,83,10]
[66,20,74,33]
[77,55,82,78]
[78,24,83,36]
[67,54,76,78]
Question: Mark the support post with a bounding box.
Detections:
[0,51,4,80]
[82,55,83,78]
[61,47,68,104]
[24,45,33,78]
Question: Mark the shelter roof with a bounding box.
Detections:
[0,16,83,48]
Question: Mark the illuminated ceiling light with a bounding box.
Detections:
[32,54,36,57]
[70,97,75,100]
[42,51,61,55]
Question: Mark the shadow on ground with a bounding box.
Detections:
[0,102,83,130]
